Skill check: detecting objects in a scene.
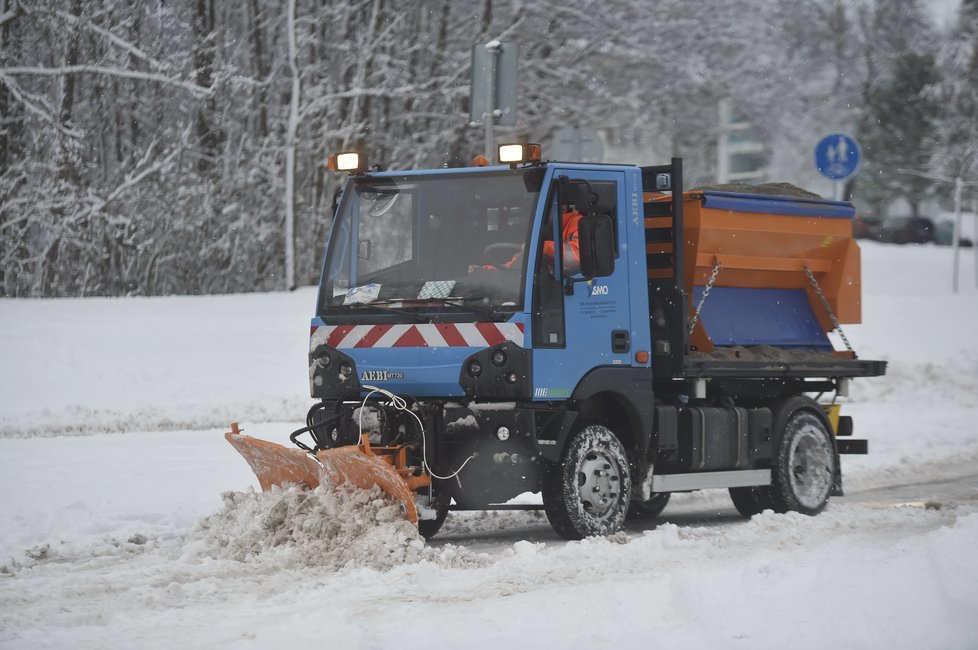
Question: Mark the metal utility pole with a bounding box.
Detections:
[483,40,500,164]
[284,0,299,290]
[716,100,730,185]
[470,41,517,164]
[952,176,962,293]
[973,195,978,289]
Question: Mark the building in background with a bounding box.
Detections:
[715,100,767,185]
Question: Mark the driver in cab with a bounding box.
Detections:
[470,207,582,274]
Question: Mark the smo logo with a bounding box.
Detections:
[589,284,610,296]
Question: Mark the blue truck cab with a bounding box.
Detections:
[304,155,885,540]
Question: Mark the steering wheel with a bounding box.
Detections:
[482,242,522,268]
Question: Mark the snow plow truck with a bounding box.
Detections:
[227,144,886,540]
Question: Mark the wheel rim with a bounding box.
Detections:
[577,447,623,519]
[787,422,833,510]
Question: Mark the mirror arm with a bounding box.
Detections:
[563,275,591,296]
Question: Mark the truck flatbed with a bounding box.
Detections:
[684,350,887,379]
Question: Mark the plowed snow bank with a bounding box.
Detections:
[185,485,487,571]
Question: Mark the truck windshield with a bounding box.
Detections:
[320,168,543,317]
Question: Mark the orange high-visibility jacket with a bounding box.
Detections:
[543,209,582,266]
[486,209,583,271]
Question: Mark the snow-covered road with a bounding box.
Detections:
[1,241,977,648]
[1,425,976,650]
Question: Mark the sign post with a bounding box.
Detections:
[953,177,963,293]
[898,167,978,293]
[482,41,499,165]
[814,133,861,200]
[470,41,518,163]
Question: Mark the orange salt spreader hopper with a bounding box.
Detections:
[225,423,429,523]
[648,187,862,355]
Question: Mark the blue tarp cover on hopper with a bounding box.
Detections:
[692,286,832,349]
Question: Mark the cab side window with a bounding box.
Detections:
[532,195,564,347]
[531,179,619,348]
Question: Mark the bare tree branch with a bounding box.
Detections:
[1,65,212,97]
[54,10,170,72]
[0,73,84,139]
[71,127,191,226]
[0,0,19,29]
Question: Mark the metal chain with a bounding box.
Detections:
[688,259,721,335]
[803,265,854,353]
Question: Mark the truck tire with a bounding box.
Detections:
[627,492,671,520]
[769,409,836,515]
[543,424,631,540]
[728,485,774,518]
[729,397,836,517]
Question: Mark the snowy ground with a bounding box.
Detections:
[1,241,977,649]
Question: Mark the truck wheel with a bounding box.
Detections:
[728,485,774,518]
[770,409,836,515]
[543,425,631,540]
[627,492,671,520]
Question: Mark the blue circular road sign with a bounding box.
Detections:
[814,133,861,181]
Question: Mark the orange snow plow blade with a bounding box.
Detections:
[225,423,424,523]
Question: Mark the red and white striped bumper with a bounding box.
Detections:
[310,322,525,350]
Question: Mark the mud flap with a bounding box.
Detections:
[226,425,419,523]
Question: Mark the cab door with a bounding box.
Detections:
[530,169,630,400]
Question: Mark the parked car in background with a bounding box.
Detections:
[875,215,936,244]
[935,219,974,247]
[853,214,883,239]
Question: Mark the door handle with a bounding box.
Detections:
[612,330,630,353]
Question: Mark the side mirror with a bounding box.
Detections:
[557,175,597,213]
[578,215,615,279]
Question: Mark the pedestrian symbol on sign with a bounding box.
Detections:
[826,137,849,164]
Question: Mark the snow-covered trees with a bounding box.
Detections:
[926,0,978,184]
[854,0,941,216]
[0,0,970,297]
[1,0,287,296]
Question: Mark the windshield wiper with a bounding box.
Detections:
[355,184,398,197]
[339,300,427,322]
[338,297,516,321]
[417,296,517,320]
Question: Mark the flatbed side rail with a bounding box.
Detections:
[683,358,888,379]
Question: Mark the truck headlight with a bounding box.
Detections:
[327,151,367,173]
[498,143,542,165]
